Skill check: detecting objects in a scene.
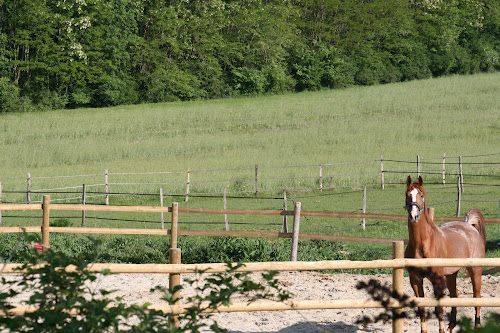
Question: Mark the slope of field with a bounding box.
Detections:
[1,73,499,182]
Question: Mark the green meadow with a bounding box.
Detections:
[2,72,499,179]
[1,73,499,269]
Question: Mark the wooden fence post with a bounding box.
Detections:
[160,188,164,229]
[171,202,179,248]
[169,201,181,327]
[442,153,446,185]
[456,177,461,217]
[459,156,464,193]
[380,156,385,190]
[362,185,367,230]
[319,165,323,192]
[417,155,420,178]
[42,195,50,252]
[105,169,109,205]
[282,190,288,233]
[392,240,405,333]
[0,182,2,225]
[255,165,259,197]
[169,247,181,328]
[427,207,435,222]
[290,202,301,261]
[27,173,31,204]
[224,187,229,231]
[81,184,86,226]
[185,168,190,202]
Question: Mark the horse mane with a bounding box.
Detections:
[464,208,487,245]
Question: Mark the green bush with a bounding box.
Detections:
[231,67,267,95]
[0,77,34,113]
[94,74,139,107]
[49,218,71,227]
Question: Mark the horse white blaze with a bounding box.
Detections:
[410,188,419,220]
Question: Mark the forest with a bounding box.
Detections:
[0,0,499,112]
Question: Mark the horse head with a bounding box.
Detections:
[405,175,425,223]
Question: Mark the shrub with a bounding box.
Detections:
[49,218,71,227]
[93,74,139,107]
[231,67,267,95]
[0,77,34,113]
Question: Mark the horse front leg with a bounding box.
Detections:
[431,275,447,333]
[446,273,459,332]
[468,267,483,329]
[410,273,427,333]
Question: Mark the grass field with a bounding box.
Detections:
[1,73,499,270]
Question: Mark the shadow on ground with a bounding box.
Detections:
[229,321,385,333]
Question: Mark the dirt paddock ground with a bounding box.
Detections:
[91,271,499,333]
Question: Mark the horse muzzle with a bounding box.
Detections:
[406,202,423,223]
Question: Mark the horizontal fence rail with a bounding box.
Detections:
[3,258,500,274]
[2,203,500,222]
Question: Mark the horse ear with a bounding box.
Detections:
[406,175,412,187]
[418,175,423,186]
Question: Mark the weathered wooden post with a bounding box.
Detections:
[362,185,367,230]
[456,177,461,217]
[392,240,405,333]
[169,202,181,327]
[417,155,420,178]
[442,153,446,185]
[427,207,435,222]
[459,156,464,193]
[224,187,229,231]
[290,202,301,261]
[27,173,31,204]
[171,202,179,248]
[380,156,385,190]
[282,190,288,233]
[255,165,259,197]
[319,165,323,192]
[42,195,50,252]
[185,168,190,202]
[160,188,164,229]
[0,182,2,225]
[105,169,109,205]
[81,184,86,226]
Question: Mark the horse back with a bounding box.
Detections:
[439,221,486,259]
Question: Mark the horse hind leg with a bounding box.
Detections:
[446,273,459,332]
[410,274,428,333]
[468,266,483,328]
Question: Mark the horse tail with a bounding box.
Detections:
[464,208,486,245]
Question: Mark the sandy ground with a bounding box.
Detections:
[75,271,500,332]
[3,271,499,332]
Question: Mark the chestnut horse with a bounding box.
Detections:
[404,176,486,333]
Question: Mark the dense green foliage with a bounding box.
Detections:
[0,0,499,111]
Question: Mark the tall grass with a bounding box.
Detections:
[1,73,499,183]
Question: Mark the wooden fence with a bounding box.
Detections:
[1,196,500,251]
[2,198,500,333]
[2,245,500,333]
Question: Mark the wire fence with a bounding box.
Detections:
[1,153,499,228]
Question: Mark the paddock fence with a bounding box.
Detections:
[2,200,500,333]
[1,153,499,202]
[2,243,500,333]
[1,198,500,251]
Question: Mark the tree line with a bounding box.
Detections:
[0,0,499,112]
